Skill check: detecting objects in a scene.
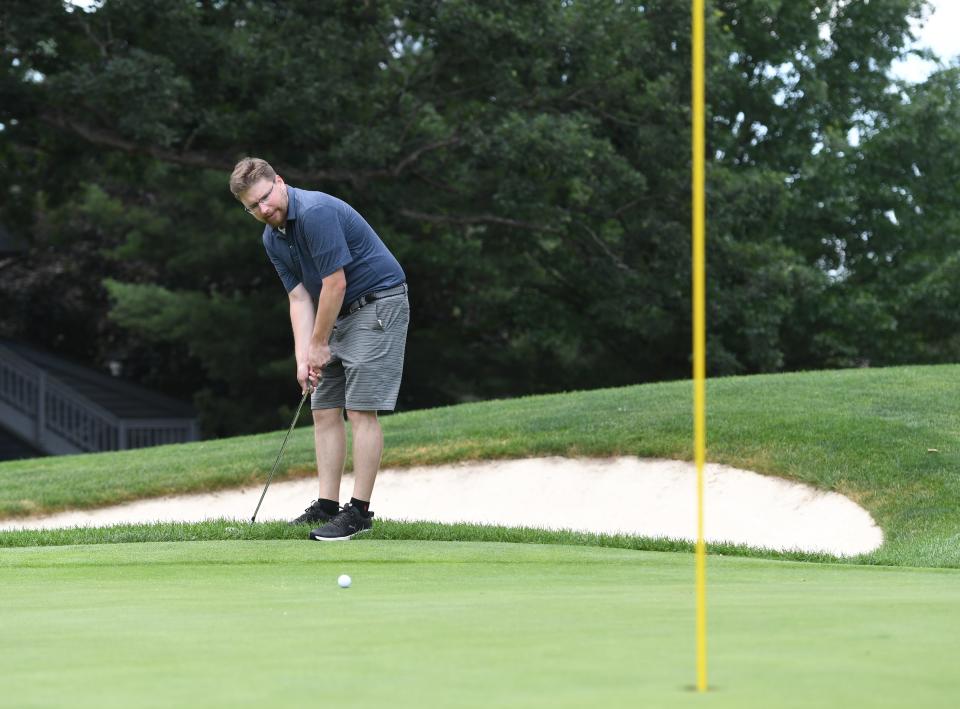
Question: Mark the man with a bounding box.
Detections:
[229,157,409,541]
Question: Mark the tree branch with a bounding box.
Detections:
[612,198,642,218]
[410,170,465,195]
[39,112,348,180]
[580,223,636,274]
[399,209,562,233]
[76,16,108,59]
[39,112,459,184]
[391,134,461,176]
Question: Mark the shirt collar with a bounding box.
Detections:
[271,185,298,239]
[285,185,300,222]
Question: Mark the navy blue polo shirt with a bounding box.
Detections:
[262,186,405,304]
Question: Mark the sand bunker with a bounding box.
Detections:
[0,457,882,557]
[0,457,883,556]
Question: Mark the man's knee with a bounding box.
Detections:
[346,409,379,427]
[313,407,344,428]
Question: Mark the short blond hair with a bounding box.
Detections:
[229,157,276,197]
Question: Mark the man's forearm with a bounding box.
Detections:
[289,297,316,366]
[311,283,345,346]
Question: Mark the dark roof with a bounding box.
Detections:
[0,223,25,255]
[0,339,195,420]
[0,426,42,461]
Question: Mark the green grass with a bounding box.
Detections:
[2,365,960,567]
[3,367,959,704]
[2,540,958,709]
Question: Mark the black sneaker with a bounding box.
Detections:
[289,500,336,526]
[309,503,374,541]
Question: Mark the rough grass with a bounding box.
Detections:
[0,518,848,565]
[2,365,960,567]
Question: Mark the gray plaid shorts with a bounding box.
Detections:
[311,292,410,412]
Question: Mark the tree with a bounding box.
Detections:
[0,0,935,435]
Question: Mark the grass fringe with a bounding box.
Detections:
[0,518,877,566]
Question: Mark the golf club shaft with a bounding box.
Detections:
[250,386,312,523]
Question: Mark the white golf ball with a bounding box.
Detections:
[338,574,352,588]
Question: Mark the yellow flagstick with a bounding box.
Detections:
[691,0,708,693]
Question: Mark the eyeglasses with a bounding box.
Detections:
[243,179,276,214]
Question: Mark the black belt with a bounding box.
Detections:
[339,283,408,318]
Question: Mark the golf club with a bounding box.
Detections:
[250,384,313,523]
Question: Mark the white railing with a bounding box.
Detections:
[125,420,199,449]
[42,378,123,452]
[0,353,38,417]
[0,344,198,454]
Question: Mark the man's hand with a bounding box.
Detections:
[297,362,316,392]
[307,341,332,383]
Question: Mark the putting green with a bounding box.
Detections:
[1,540,957,708]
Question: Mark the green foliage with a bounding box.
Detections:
[0,0,949,435]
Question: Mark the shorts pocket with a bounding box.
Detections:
[356,304,384,332]
[374,297,409,332]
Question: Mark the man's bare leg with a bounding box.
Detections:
[313,408,346,501]
[346,410,383,502]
